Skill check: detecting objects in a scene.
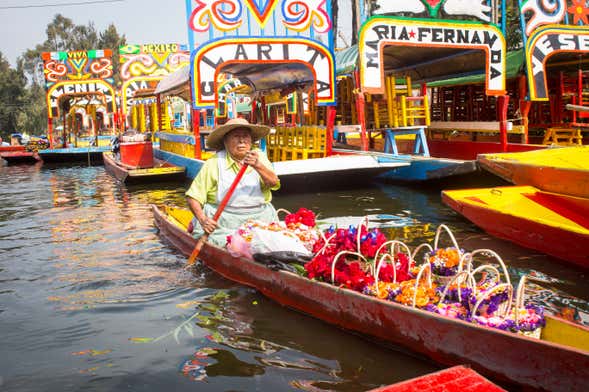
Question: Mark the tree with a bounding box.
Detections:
[99,23,127,86]
[0,52,28,139]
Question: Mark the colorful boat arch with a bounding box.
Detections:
[119,44,190,115]
[359,17,507,96]
[525,25,589,101]
[46,80,116,119]
[191,37,336,109]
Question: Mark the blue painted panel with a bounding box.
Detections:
[154,148,204,180]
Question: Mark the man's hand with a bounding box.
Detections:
[243,150,260,168]
[198,215,218,234]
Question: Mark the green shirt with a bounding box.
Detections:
[185,149,279,205]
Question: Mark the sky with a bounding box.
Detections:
[0,0,352,68]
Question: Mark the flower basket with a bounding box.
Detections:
[426,225,465,285]
[513,275,545,339]
[392,263,439,308]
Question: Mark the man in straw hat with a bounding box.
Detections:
[186,118,280,245]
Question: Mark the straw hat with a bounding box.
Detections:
[206,118,270,150]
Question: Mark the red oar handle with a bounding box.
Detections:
[188,163,249,264]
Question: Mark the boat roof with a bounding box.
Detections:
[336,44,509,86]
[220,62,315,94]
[155,65,190,100]
[428,50,525,88]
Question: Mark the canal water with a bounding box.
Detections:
[1,162,587,391]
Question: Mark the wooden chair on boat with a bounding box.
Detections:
[290,126,326,160]
[265,128,278,162]
[281,126,305,161]
[542,127,583,146]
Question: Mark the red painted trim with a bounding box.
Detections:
[523,192,589,231]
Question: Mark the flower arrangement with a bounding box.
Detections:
[393,279,440,308]
[284,207,316,228]
[427,247,463,276]
[304,219,389,293]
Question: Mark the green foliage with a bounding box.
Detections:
[0,53,28,139]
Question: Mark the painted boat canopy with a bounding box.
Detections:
[443,185,589,236]
[335,45,358,76]
[220,62,315,94]
[155,65,190,100]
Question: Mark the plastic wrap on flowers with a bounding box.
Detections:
[226,208,321,261]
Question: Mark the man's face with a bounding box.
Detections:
[224,128,252,159]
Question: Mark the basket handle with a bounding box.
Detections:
[374,240,412,287]
[412,263,433,308]
[330,251,368,285]
[373,239,413,272]
[356,215,370,252]
[471,283,513,319]
[411,243,433,265]
[514,275,528,325]
[438,270,476,305]
[433,224,461,255]
[471,264,502,288]
[316,232,336,256]
[276,208,292,218]
[468,249,511,287]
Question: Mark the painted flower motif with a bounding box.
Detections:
[568,0,589,25]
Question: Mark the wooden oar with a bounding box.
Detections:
[187,163,249,264]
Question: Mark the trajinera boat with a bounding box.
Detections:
[152,204,589,391]
[442,186,589,269]
[103,152,185,184]
[478,146,589,199]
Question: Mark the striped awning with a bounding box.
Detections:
[335,45,358,76]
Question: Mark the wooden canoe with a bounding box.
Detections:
[478,146,589,198]
[152,204,589,391]
[103,152,185,184]
[442,186,589,269]
[368,365,506,392]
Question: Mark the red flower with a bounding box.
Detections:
[285,208,316,228]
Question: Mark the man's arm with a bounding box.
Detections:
[187,196,218,234]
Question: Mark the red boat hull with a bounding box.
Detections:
[441,192,589,269]
[152,205,589,391]
[0,151,40,164]
[369,366,505,392]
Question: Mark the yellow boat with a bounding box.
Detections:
[442,185,589,269]
[478,146,589,198]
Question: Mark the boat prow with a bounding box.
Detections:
[442,185,589,269]
[478,146,589,198]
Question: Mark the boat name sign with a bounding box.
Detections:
[359,17,506,96]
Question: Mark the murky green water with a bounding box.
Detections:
[0,162,587,391]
